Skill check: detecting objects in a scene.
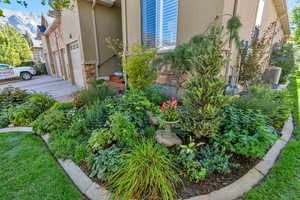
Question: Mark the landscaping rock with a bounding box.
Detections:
[155,129,182,147]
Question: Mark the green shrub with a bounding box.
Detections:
[50,102,74,111]
[180,22,231,138]
[74,144,89,164]
[109,113,138,147]
[27,93,55,111]
[212,106,278,158]
[143,85,169,105]
[88,128,115,151]
[235,85,291,128]
[118,90,152,129]
[174,141,207,182]
[270,42,295,84]
[49,101,111,159]
[10,103,42,126]
[0,87,31,111]
[32,110,70,135]
[125,45,157,90]
[49,134,81,159]
[73,82,116,107]
[90,145,124,181]
[109,141,181,200]
[10,93,55,126]
[198,145,238,174]
[0,107,14,128]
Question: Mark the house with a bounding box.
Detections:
[121,0,290,86]
[39,0,122,88]
[39,0,290,89]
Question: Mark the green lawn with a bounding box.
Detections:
[243,68,300,200]
[0,132,84,200]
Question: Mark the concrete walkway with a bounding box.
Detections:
[0,75,80,102]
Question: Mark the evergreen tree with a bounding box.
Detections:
[0,24,33,66]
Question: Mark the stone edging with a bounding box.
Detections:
[0,116,294,200]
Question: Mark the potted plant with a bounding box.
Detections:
[156,98,182,147]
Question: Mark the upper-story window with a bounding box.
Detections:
[255,0,265,26]
[141,0,179,50]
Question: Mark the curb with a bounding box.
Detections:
[0,116,294,200]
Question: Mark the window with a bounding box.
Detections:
[141,0,179,50]
[255,0,265,26]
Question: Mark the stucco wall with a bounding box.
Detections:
[61,6,81,45]
[261,0,284,43]
[77,0,97,64]
[236,0,259,41]
[94,4,122,70]
[121,0,141,52]
[177,0,224,44]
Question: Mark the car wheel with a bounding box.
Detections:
[21,72,32,80]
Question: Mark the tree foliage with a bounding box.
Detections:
[0,24,33,66]
[292,3,300,46]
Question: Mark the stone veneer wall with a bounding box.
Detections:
[83,64,97,87]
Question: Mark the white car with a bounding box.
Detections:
[0,64,37,81]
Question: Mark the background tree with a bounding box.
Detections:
[0,0,70,16]
[292,2,300,46]
[0,24,33,66]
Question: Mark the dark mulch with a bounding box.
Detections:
[177,154,260,199]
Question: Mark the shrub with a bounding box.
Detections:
[109,113,138,147]
[143,84,169,105]
[49,101,111,159]
[0,87,31,111]
[90,145,124,181]
[198,145,237,175]
[180,22,231,138]
[118,89,152,129]
[10,103,42,126]
[174,141,207,182]
[212,106,278,158]
[50,102,74,111]
[10,93,55,126]
[238,22,278,87]
[74,144,89,164]
[73,81,116,107]
[27,93,55,111]
[108,141,181,200]
[0,107,14,128]
[125,45,157,90]
[270,42,295,84]
[88,128,115,151]
[235,85,291,128]
[32,109,70,135]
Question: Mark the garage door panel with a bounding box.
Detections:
[70,42,84,88]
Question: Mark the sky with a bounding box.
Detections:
[0,0,299,15]
[1,0,49,15]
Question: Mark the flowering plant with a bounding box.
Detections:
[160,98,179,122]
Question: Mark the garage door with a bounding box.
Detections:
[70,42,84,88]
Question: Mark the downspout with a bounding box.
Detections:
[92,0,100,78]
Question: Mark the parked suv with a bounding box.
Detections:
[0,64,36,81]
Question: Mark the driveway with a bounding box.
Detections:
[0,75,80,102]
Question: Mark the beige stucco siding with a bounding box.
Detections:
[121,0,141,52]
[236,0,259,41]
[61,7,81,45]
[77,0,97,64]
[95,5,122,64]
[261,0,284,42]
[177,0,224,44]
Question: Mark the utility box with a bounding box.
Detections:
[263,66,282,85]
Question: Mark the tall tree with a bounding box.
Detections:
[292,3,300,46]
[0,24,33,66]
[0,0,71,16]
